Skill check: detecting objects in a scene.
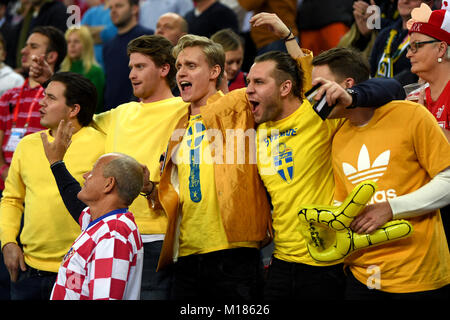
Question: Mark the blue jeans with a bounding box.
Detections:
[140,240,173,300]
[171,247,263,301]
[10,266,57,300]
[264,257,346,300]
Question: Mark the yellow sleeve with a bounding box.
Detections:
[92,108,114,133]
[0,142,26,249]
[296,49,313,96]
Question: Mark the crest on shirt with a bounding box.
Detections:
[62,247,75,265]
[186,119,206,202]
[273,142,294,184]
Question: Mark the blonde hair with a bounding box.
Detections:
[172,34,225,88]
[60,26,98,73]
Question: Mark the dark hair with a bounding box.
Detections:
[31,26,67,71]
[44,72,97,127]
[254,51,304,98]
[312,48,370,84]
[127,35,176,88]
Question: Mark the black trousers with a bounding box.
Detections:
[263,257,346,300]
[171,247,263,301]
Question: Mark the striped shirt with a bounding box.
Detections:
[0,79,45,164]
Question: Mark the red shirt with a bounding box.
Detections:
[0,79,46,164]
[425,80,450,130]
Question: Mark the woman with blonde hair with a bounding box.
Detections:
[61,26,105,113]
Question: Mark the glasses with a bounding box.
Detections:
[407,40,440,54]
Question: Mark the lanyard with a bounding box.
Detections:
[13,79,44,128]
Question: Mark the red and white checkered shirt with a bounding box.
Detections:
[50,208,144,300]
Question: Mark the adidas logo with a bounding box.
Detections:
[342,144,390,185]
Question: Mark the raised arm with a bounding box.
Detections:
[40,120,87,223]
[249,12,305,59]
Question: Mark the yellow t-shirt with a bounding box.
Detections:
[257,99,343,265]
[93,97,188,234]
[332,101,450,293]
[0,127,105,272]
[176,115,257,256]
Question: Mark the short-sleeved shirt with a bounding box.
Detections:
[332,101,450,293]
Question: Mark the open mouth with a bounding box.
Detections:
[179,81,192,92]
[249,100,260,112]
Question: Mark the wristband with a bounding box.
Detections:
[140,181,155,198]
[283,29,293,42]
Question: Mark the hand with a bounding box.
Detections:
[2,243,26,282]
[353,0,374,37]
[249,12,291,39]
[40,119,74,165]
[140,164,153,194]
[311,77,353,108]
[29,54,53,85]
[350,201,394,234]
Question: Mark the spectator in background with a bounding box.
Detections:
[155,12,188,45]
[184,0,239,38]
[102,0,153,111]
[14,0,69,71]
[0,33,24,96]
[406,3,450,246]
[370,0,434,85]
[296,0,353,56]
[211,28,247,91]
[139,0,193,31]
[238,0,298,55]
[0,26,66,191]
[0,0,18,68]
[61,26,105,114]
[338,0,399,59]
[406,3,449,136]
[81,0,117,69]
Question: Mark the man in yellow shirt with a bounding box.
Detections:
[28,34,190,300]
[92,35,189,299]
[0,72,105,300]
[156,34,272,300]
[249,12,407,300]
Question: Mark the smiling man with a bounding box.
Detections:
[0,72,105,300]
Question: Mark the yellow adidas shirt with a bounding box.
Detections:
[332,101,450,293]
[257,99,343,265]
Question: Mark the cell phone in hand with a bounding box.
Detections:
[305,83,336,121]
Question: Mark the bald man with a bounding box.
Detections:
[155,12,188,45]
